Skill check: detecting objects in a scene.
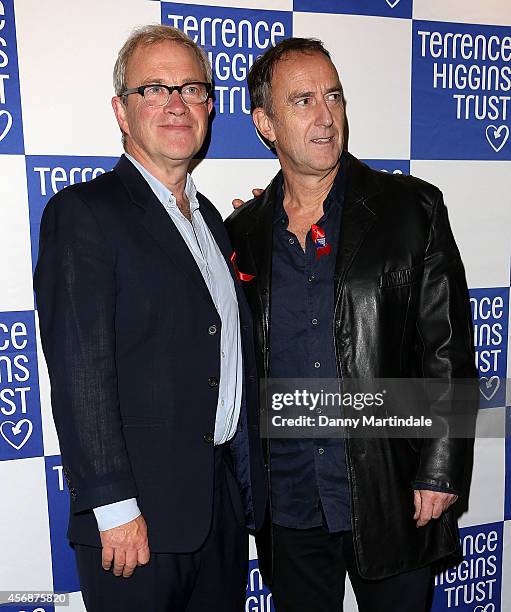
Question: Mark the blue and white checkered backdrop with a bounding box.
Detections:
[0,1,510,610]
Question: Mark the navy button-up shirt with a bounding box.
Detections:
[269,155,351,533]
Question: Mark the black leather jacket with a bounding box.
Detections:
[225,153,477,580]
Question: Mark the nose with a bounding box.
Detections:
[315,97,334,127]
[164,90,188,115]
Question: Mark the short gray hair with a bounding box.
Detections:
[113,24,212,97]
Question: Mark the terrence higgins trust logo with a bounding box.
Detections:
[161,2,291,158]
[0,311,43,460]
[469,288,509,408]
[431,522,502,611]
[412,21,511,160]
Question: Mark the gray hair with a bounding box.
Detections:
[113,24,212,97]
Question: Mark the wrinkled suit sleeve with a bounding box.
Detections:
[34,190,138,513]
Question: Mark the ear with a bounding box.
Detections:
[111,96,130,138]
[206,96,213,115]
[252,107,276,144]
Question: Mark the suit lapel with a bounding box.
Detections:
[142,200,214,305]
[114,155,214,306]
[199,196,254,323]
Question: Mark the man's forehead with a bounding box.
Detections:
[273,51,340,92]
[274,51,338,80]
[129,40,186,65]
[126,40,204,80]
[279,49,336,68]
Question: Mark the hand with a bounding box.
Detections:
[100,515,150,577]
[413,490,458,528]
[232,188,264,209]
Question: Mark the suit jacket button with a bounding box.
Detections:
[204,432,214,444]
[208,325,217,335]
[208,377,219,387]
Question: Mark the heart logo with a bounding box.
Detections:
[474,604,495,612]
[386,0,401,8]
[485,124,509,153]
[0,110,12,142]
[0,419,33,450]
[479,376,500,401]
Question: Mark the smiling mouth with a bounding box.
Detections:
[311,136,334,144]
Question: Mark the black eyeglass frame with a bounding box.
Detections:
[120,82,212,105]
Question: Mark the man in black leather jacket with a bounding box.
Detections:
[226,37,477,612]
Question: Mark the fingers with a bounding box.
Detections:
[103,544,150,577]
[123,549,138,578]
[414,491,458,527]
[416,496,434,527]
[413,489,421,521]
[112,549,126,577]
[102,545,114,571]
[444,494,458,511]
[137,545,151,566]
[431,498,445,520]
[232,188,265,209]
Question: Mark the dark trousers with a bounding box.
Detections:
[74,446,248,612]
[271,524,432,612]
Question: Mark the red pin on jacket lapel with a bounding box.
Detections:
[230,251,255,282]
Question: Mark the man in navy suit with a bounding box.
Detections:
[34,25,266,612]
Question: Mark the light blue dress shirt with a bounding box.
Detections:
[93,154,243,531]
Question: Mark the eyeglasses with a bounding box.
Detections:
[121,82,212,107]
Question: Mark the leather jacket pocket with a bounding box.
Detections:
[379,264,423,289]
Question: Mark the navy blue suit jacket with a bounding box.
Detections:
[34,155,267,552]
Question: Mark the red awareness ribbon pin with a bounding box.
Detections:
[311,224,331,260]
[230,251,255,282]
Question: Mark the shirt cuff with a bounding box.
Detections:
[93,498,141,531]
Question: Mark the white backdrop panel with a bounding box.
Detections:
[0,155,34,312]
[15,0,159,156]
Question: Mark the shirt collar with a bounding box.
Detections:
[125,153,199,213]
[273,152,347,225]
